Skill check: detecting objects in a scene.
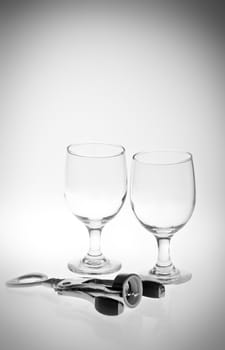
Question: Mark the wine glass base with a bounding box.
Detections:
[147,268,192,285]
[68,258,121,275]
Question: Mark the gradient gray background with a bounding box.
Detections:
[1,1,225,349]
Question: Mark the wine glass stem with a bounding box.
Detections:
[87,228,103,257]
[156,237,173,271]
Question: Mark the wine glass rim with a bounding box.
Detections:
[133,150,193,165]
[67,143,126,158]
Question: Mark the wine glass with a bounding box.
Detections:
[65,143,127,275]
[130,151,196,284]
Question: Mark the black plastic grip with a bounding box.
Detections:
[142,280,165,298]
[94,297,124,316]
[112,273,143,308]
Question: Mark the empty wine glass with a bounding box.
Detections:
[65,143,127,275]
[130,151,196,284]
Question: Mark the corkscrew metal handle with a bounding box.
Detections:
[6,273,143,316]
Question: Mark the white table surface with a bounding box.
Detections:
[1,198,224,350]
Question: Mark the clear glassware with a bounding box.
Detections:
[65,143,127,275]
[130,151,196,284]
